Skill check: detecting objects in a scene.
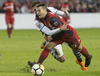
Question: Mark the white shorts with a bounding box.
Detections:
[50,44,63,59]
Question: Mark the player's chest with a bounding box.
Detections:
[42,19,56,30]
[5,2,14,8]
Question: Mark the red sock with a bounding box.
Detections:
[7,28,10,36]
[80,46,90,59]
[37,48,50,64]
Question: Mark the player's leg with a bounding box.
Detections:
[64,42,87,71]
[75,45,92,67]
[68,35,92,68]
[64,42,82,62]
[37,42,58,64]
[10,16,14,34]
[5,15,11,38]
[40,41,65,62]
[69,44,87,71]
[67,26,92,67]
[50,44,66,62]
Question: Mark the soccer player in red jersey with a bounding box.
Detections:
[2,0,16,38]
[28,1,88,71]
[36,4,92,69]
[61,0,71,24]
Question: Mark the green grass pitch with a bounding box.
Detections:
[0,28,100,76]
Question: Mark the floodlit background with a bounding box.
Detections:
[0,0,100,76]
[0,0,100,29]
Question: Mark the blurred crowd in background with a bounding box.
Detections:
[0,0,100,13]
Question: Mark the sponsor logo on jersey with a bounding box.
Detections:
[53,21,58,26]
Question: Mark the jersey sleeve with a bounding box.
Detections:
[47,7,57,13]
[34,20,61,35]
[47,7,69,17]
[56,10,69,17]
[50,17,63,27]
[34,20,44,31]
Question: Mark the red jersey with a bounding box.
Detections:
[42,12,66,30]
[3,1,15,16]
[41,12,80,47]
[61,3,70,12]
[41,12,73,37]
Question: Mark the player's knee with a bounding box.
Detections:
[59,58,65,63]
[45,43,54,49]
[58,57,66,63]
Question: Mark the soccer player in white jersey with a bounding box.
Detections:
[28,1,88,71]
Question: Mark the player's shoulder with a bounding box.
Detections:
[47,7,57,13]
[48,12,58,17]
[47,7,55,10]
[4,1,8,4]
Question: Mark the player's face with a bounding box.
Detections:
[64,0,68,3]
[36,7,47,19]
[32,4,38,14]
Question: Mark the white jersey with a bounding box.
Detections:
[34,7,69,36]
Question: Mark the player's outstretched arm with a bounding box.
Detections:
[34,20,66,35]
[47,7,70,18]
[61,7,70,17]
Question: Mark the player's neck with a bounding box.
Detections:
[7,1,11,2]
[43,12,48,20]
[64,2,68,4]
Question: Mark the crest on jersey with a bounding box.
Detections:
[53,21,58,27]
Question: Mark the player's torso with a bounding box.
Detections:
[41,12,65,30]
[4,1,14,16]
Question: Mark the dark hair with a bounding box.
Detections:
[36,3,46,9]
[31,1,40,8]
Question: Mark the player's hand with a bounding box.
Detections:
[61,7,66,12]
[43,34,48,41]
[47,36,53,41]
[3,7,7,10]
[60,23,67,31]
[11,9,14,12]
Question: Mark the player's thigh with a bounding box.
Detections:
[52,44,63,58]
[45,42,57,49]
[5,15,10,25]
[69,43,82,51]
[10,16,15,26]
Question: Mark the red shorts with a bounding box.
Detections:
[52,25,81,48]
[62,17,70,23]
[5,15,15,25]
